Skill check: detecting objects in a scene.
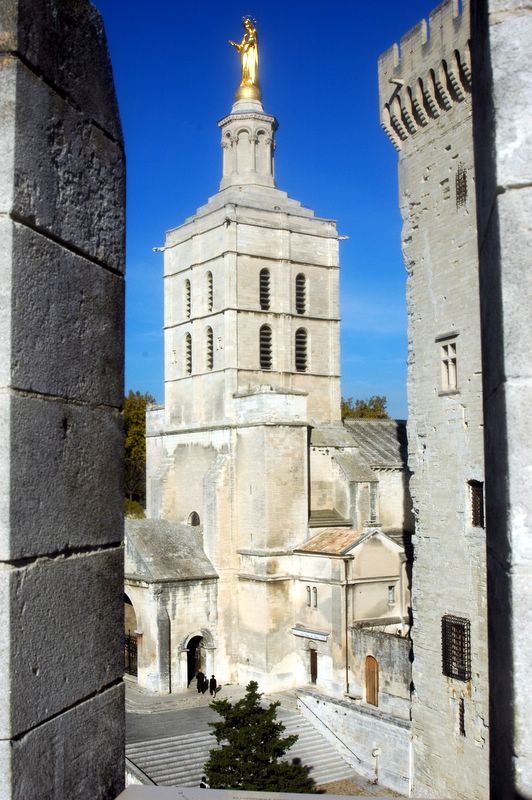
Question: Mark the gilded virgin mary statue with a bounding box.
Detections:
[229,17,261,101]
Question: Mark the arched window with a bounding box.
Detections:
[260,325,272,370]
[259,268,270,310]
[185,332,192,375]
[365,655,379,706]
[184,279,191,319]
[206,327,213,371]
[188,511,200,526]
[295,328,308,372]
[206,271,213,312]
[295,273,306,314]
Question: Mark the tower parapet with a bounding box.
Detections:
[378,0,471,150]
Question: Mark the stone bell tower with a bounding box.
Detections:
[146,20,341,690]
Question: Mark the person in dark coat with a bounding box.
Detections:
[209,675,217,696]
[202,674,209,694]
[196,670,205,694]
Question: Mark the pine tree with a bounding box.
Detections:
[204,681,317,792]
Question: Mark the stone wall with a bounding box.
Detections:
[471,2,532,797]
[0,1,125,798]
[378,2,489,797]
[297,690,410,795]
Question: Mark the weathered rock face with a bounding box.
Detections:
[0,1,125,797]
[378,1,489,798]
[472,2,532,798]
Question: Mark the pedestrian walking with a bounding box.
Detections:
[202,674,209,694]
[195,670,205,694]
[209,674,217,696]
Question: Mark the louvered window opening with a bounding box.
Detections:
[206,327,213,371]
[207,272,213,312]
[469,480,484,528]
[442,615,471,681]
[295,328,307,372]
[185,333,192,375]
[260,325,272,370]
[184,279,191,319]
[260,268,270,310]
[295,273,306,314]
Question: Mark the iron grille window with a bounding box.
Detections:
[259,268,270,310]
[124,630,138,676]
[469,480,484,528]
[184,279,191,319]
[295,273,306,314]
[260,325,272,370]
[185,333,192,375]
[207,271,213,312]
[206,327,213,371]
[456,163,467,208]
[295,328,307,372]
[442,615,471,681]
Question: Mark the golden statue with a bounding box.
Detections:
[229,17,261,101]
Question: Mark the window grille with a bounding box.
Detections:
[295,273,306,314]
[206,327,213,371]
[442,615,471,681]
[456,163,467,208]
[260,325,272,370]
[295,328,308,372]
[206,272,213,312]
[184,279,191,319]
[259,268,270,310]
[441,341,457,390]
[185,333,192,375]
[469,480,484,528]
[312,586,317,608]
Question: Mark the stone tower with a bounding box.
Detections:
[378,1,489,798]
[147,66,341,690]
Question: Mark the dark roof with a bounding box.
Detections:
[342,419,408,468]
[125,518,218,583]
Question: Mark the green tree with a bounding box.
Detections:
[341,395,389,419]
[204,681,317,792]
[124,390,156,507]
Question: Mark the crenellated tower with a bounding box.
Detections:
[378,2,489,798]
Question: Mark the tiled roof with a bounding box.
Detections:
[342,419,408,468]
[295,527,361,555]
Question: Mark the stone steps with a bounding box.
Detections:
[126,709,354,788]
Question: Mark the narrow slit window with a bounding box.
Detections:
[206,272,213,312]
[388,585,396,606]
[260,325,272,370]
[312,586,317,608]
[442,615,471,681]
[441,340,457,390]
[459,697,466,736]
[184,279,191,319]
[295,273,306,314]
[185,332,192,375]
[206,327,213,371]
[259,268,270,310]
[306,586,311,607]
[295,328,308,372]
[469,481,484,528]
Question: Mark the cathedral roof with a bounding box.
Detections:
[125,518,218,584]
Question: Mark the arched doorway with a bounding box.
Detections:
[365,655,379,706]
[124,593,138,678]
[187,635,204,686]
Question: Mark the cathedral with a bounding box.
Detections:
[124,17,412,723]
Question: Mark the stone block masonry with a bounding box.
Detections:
[0,1,125,798]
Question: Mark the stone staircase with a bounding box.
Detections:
[126,707,354,788]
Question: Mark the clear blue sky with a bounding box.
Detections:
[93,1,437,419]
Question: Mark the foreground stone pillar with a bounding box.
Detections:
[0,2,125,798]
[472,2,532,797]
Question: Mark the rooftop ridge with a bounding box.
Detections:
[378,0,471,150]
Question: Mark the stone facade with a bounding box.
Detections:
[379,1,489,798]
[0,1,125,798]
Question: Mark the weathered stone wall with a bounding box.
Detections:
[471,2,532,797]
[297,690,411,795]
[0,1,125,797]
[350,629,410,719]
[379,2,489,797]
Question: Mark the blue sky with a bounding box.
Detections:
[93,1,437,419]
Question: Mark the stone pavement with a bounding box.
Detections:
[125,679,402,796]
